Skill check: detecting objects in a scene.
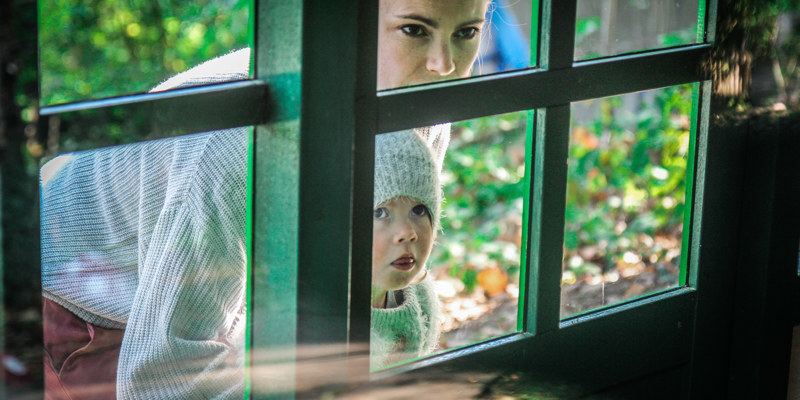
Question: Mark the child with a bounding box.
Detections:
[370,128,448,369]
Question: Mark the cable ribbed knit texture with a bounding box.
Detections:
[41,49,250,399]
[370,278,440,370]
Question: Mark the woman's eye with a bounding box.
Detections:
[454,27,479,40]
[401,24,427,37]
[411,204,429,217]
[374,207,389,220]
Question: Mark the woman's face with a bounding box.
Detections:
[378,0,490,90]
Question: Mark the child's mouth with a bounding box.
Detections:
[391,257,415,271]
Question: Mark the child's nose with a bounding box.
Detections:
[394,220,418,243]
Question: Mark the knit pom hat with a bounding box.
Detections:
[374,127,449,230]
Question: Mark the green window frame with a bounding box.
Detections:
[43,0,782,398]
[285,0,719,398]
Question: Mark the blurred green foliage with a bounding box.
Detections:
[563,86,692,287]
[39,0,250,105]
[431,112,527,293]
[432,85,692,301]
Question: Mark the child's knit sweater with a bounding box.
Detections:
[370,278,440,370]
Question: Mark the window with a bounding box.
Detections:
[35,0,725,398]
[349,0,713,396]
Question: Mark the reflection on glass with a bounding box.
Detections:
[39,0,250,105]
[377,0,531,91]
[574,0,700,61]
[561,85,693,318]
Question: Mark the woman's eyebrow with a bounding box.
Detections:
[396,13,438,28]
[457,18,486,28]
[395,14,487,29]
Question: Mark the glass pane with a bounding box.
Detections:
[40,127,251,398]
[39,0,251,105]
[560,85,694,319]
[377,0,533,91]
[574,0,701,61]
[370,111,527,370]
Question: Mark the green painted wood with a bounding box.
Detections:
[39,81,269,138]
[680,82,706,287]
[292,0,369,394]
[296,0,353,342]
[249,0,302,398]
[697,0,707,43]
[685,102,747,398]
[704,0,718,44]
[686,81,712,289]
[377,45,710,133]
[348,0,379,379]
[244,129,255,398]
[516,111,535,332]
[539,0,576,69]
[366,1,714,397]
[530,0,540,67]
[527,105,570,335]
[366,288,696,398]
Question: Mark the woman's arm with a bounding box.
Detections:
[117,129,248,399]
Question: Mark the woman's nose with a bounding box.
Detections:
[393,220,418,244]
[426,39,456,76]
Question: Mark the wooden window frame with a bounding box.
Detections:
[38,0,740,397]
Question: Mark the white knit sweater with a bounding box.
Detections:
[40,47,446,396]
[41,49,251,399]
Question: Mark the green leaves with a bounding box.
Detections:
[563,85,692,289]
[432,112,527,294]
[39,0,250,105]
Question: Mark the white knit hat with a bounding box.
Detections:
[374,126,449,230]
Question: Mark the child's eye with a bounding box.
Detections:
[454,27,479,40]
[374,207,389,220]
[410,204,429,217]
[401,24,428,37]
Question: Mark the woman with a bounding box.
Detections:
[41,0,492,398]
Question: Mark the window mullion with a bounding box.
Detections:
[524,0,575,334]
[377,44,709,134]
[348,0,379,374]
[539,0,576,70]
[249,0,302,398]
[39,81,268,145]
[527,105,570,334]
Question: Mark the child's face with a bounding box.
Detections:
[372,197,434,293]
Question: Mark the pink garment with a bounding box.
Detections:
[43,297,123,400]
